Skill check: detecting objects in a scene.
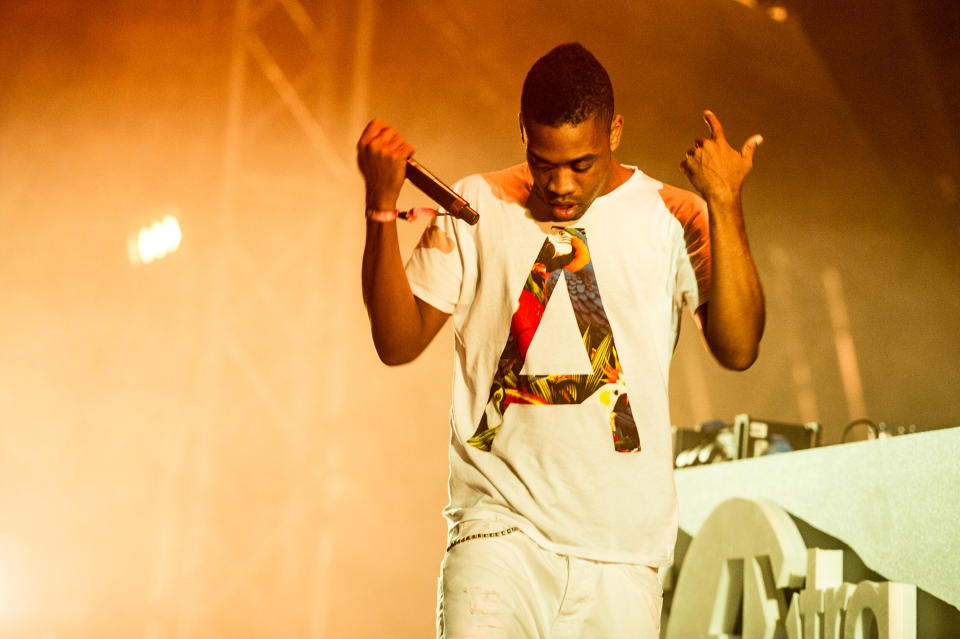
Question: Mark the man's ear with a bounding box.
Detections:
[609,114,624,152]
[518,112,526,146]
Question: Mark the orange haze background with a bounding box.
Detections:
[0,0,957,637]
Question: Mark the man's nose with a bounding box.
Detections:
[546,169,576,197]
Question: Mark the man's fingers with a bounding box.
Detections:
[703,110,726,141]
[359,121,415,161]
[358,119,412,155]
[370,124,402,148]
[397,141,416,161]
[358,118,390,148]
[741,134,764,162]
[378,134,415,161]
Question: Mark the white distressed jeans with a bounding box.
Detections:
[437,519,663,638]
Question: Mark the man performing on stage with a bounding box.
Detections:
[357,42,764,638]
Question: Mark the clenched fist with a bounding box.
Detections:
[357,119,415,212]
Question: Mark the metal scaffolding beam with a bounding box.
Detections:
[168,1,373,636]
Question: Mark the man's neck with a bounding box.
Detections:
[603,161,634,195]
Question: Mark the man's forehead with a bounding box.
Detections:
[524,116,608,162]
[527,147,601,165]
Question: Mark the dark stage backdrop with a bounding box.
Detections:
[0,0,956,637]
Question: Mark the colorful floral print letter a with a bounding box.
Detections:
[469,227,640,453]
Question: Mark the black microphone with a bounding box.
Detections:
[405,158,480,225]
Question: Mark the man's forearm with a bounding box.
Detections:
[361,218,431,365]
[702,194,765,370]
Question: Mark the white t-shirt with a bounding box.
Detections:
[406,163,710,566]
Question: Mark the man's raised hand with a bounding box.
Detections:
[681,110,763,204]
[357,119,415,212]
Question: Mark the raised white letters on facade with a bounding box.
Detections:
[665,498,916,639]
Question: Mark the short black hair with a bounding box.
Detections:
[520,42,614,128]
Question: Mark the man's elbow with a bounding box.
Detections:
[374,342,419,366]
[369,302,447,366]
[378,352,418,367]
[718,348,759,371]
[372,331,429,366]
[712,337,761,371]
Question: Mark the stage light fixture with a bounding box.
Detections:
[767,5,788,22]
[128,212,182,266]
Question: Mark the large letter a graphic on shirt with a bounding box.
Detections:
[468,227,640,453]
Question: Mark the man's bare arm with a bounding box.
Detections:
[682,110,765,371]
[358,119,450,365]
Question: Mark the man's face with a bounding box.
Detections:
[522,112,622,222]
